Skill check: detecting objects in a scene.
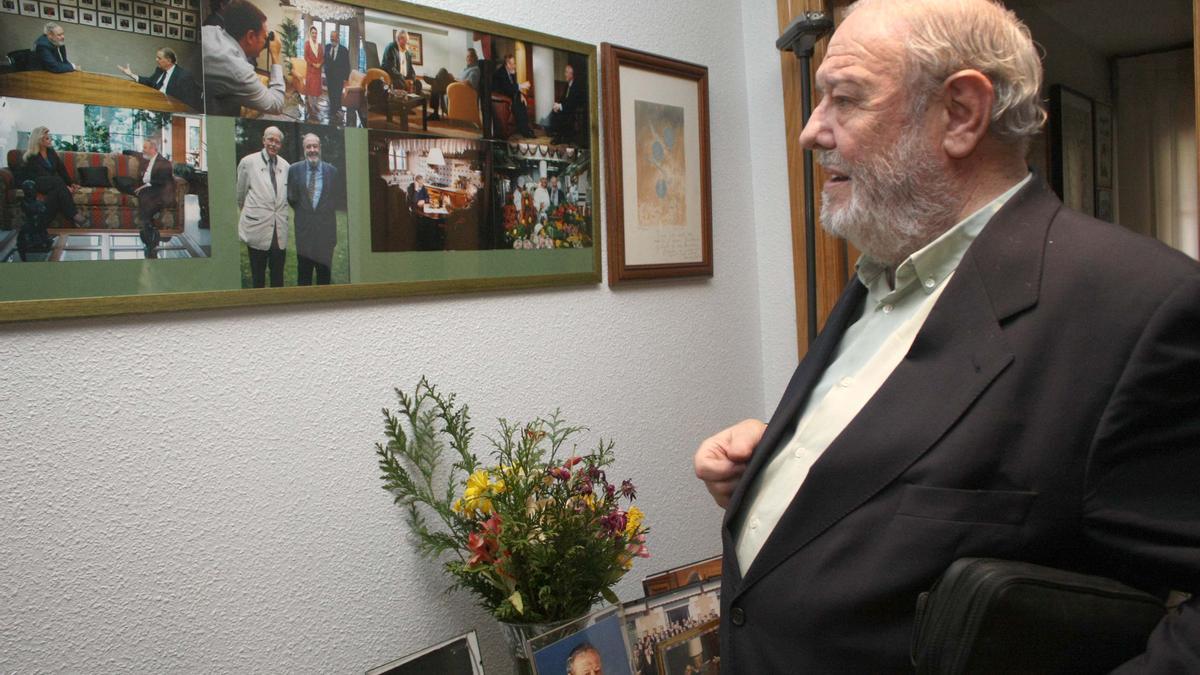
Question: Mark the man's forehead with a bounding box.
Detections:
[815,10,907,91]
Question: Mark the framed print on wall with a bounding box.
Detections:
[601,43,712,285]
[1049,84,1095,217]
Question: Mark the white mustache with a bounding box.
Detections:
[816,150,851,176]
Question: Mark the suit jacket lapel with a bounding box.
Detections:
[731,179,1059,594]
[722,277,866,587]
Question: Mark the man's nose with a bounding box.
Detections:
[798,98,832,150]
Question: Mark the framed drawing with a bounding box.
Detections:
[365,630,484,675]
[0,0,601,322]
[1048,84,1095,216]
[601,43,712,285]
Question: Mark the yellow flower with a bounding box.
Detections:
[460,469,495,515]
[625,506,644,537]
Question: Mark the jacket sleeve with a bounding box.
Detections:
[236,158,250,209]
[1084,275,1200,671]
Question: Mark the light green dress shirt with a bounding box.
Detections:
[734,174,1032,574]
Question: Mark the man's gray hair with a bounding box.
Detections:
[44,22,62,35]
[849,0,1046,147]
[263,126,283,140]
[302,132,321,146]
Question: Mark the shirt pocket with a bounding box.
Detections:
[895,484,1037,526]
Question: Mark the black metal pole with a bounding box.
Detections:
[777,12,833,347]
[800,53,818,346]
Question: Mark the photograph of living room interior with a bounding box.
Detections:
[0,97,210,262]
[362,9,486,138]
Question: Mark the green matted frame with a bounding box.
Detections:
[0,0,601,323]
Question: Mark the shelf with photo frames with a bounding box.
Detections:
[0,0,601,322]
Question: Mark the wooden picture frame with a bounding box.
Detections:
[641,554,721,597]
[1049,84,1096,216]
[601,43,712,285]
[1093,101,1114,190]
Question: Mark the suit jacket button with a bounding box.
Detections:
[730,606,745,626]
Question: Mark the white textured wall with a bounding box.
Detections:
[0,0,798,672]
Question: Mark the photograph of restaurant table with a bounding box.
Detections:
[0,70,194,113]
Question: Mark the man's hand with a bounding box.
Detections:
[268,35,283,64]
[694,419,767,509]
[117,64,134,79]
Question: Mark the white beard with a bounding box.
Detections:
[818,124,962,265]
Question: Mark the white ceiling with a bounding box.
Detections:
[1007,0,1193,56]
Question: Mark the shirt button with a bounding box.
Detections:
[839,376,853,388]
[882,304,893,314]
[793,446,806,459]
[731,606,746,626]
[924,277,936,288]
[749,517,760,530]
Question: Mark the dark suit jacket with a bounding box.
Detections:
[492,65,522,101]
[26,147,73,188]
[719,180,1200,672]
[323,42,351,87]
[33,35,73,73]
[136,154,175,209]
[137,65,203,111]
[379,42,415,88]
[287,160,340,267]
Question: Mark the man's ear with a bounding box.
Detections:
[940,69,995,159]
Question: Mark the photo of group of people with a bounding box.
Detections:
[623,580,721,675]
[0,0,596,293]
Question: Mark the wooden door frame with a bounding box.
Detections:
[778,0,1200,357]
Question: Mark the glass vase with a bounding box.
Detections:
[496,615,582,675]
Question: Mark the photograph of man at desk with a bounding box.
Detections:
[367,135,488,253]
[0,15,204,114]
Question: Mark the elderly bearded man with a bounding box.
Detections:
[693,0,1200,671]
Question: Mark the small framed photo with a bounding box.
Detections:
[181,9,194,25]
[60,5,79,21]
[38,1,57,18]
[529,607,633,675]
[600,43,713,285]
[623,579,722,675]
[165,7,179,21]
[133,1,147,15]
[134,17,148,32]
[0,0,20,14]
[97,10,114,26]
[19,0,38,15]
[116,14,132,29]
[59,0,77,6]
[115,0,130,13]
[78,7,96,23]
[184,0,195,8]
[168,0,182,7]
[166,22,180,38]
[365,631,484,675]
[97,0,112,10]
[150,19,164,34]
[78,0,95,8]
[180,25,195,41]
[149,4,163,18]
[642,554,721,597]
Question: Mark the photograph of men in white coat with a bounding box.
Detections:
[236,125,290,288]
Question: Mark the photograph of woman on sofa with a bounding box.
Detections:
[0,97,210,262]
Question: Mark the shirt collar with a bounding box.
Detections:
[856,173,1032,305]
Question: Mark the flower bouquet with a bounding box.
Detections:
[374,378,649,627]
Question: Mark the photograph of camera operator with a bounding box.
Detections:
[0,10,204,113]
[367,133,490,253]
[494,142,592,250]
[0,96,210,262]
[201,0,364,127]
[231,118,348,287]
[483,36,589,147]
